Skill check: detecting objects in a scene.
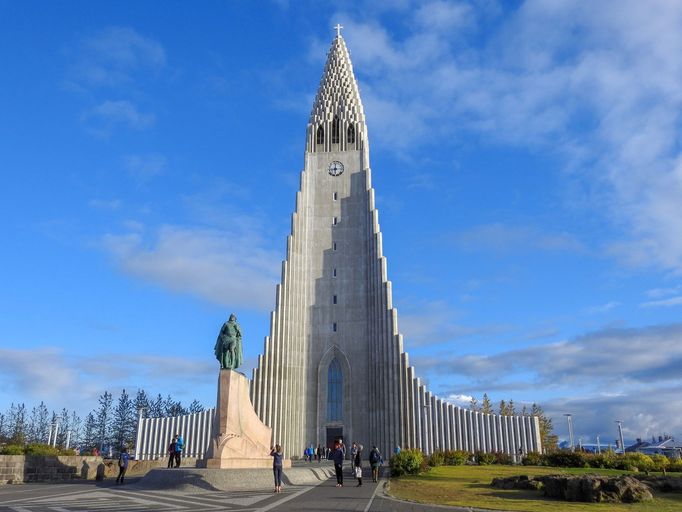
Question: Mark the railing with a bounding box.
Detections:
[134,408,215,460]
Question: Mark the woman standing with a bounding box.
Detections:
[332,441,344,487]
[270,444,284,493]
[353,444,363,486]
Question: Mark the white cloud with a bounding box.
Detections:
[0,347,215,415]
[71,26,166,88]
[101,224,281,311]
[452,223,585,254]
[88,199,122,210]
[585,301,620,314]
[333,2,682,274]
[640,296,682,308]
[83,100,155,131]
[123,153,166,181]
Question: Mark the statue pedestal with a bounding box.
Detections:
[202,369,290,469]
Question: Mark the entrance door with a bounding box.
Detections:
[326,426,343,450]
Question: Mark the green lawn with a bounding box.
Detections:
[388,465,682,512]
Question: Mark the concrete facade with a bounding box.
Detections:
[250,34,542,458]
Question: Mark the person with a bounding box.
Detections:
[116,447,130,484]
[354,444,363,486]
[394,445,401,455]
[174,434,184,468]
[308,444,315,462]
[369,445,382,483]
[332,441,344,487]
[350,442,358,476]
[167,436,177,468]
[270,444,284,493]
[317,444,323,462]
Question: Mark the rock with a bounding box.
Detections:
[636,475,682,493]
[539,474,653,503]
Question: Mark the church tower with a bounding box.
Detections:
[251,30,542,459]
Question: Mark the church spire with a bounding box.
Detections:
[307,31,366,153]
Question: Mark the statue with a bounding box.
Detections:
[214,314,243,370]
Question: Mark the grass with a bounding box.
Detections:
[388,465,682,512]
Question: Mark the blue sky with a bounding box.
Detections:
[1,0,681,447]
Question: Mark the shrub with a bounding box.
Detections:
[443,450,469,466]
[390,449,426,477]
[650,454,670,472]
[543,451,586,468]
[475,451,497,465]
[24,443,62,456]
[428,451,445,467]
[522,451,543,466]
[616,453,654,472]
[0,444,24,455]
[667,462,682,473]
[494,452,513,465]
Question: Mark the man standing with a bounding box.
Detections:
[332,442,344,487]
[167,436,177,468]
[174,434,184,468]
[116,448,130,484]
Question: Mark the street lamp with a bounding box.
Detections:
[596,435,601,454]
[615,420,625,454]
[563,414,574,452]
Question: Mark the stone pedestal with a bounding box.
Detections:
[202,369,290,469]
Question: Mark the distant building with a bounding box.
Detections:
[626,435,681,459]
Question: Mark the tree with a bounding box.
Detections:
[83,412,98,451]
[507,399,516,416]
[96,391,113,450]
[27,401,50,443]
[469,397,479,412]
[8,403,27,444]
[188,399,204,414]
[134,389,150,417]
[164,395,187,417]
[112,389,136,450]
[481,394,493,414]
[531,403,557,452]
[149,394,164,418]
[69,411,83,449]
[498,400,508,416]
[0,412,7,442]
[56,408,72,447]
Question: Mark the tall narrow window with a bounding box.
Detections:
[333,192,338,201]
[333,322,337,332]
[347,124,355,144]
[333,217,338,226]
[331,116,340,144]
[327,358,342,421]
[333,295,337,304]
[316,126,324,144]
[333,242,337,251]
[333,268,337,278]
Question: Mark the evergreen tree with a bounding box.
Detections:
[508,399,516,416]
[83,412,98,451]
[498,400,508,416]
[56,408,71,447]
[481,394,493,414]
[0,412,6,442]
[133,389,150,417]
[112,389,137,450]
[164,395,187,417]
[188,399,204,414]
[69,411,83,449]
[531,403,557,452]
[149,394,164,418]
[469,397,479,412]
[8,403,27,444]
[96,391,113,450]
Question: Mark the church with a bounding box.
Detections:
[249,30,542,458]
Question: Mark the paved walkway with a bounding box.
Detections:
[0,473,497,512]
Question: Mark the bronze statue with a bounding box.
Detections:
[214,314,243,370]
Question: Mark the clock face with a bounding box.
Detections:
[328,161,344,176]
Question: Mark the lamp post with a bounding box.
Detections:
[563,414,574,452]
[596,435,601,454]
[615,420,625,454]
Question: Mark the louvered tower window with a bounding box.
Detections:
[316,126,324,144]
[347,124,355,144]
[331,115,340,143]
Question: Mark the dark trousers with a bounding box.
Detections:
[273,467,282,487]
[334,464,343,485]
[174,452,181,467]
[116,466,127,483]
[167,454,174,468]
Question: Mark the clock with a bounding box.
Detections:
[328,161,344,176]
